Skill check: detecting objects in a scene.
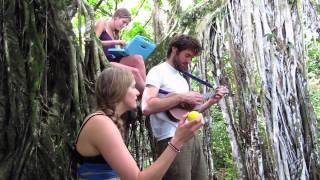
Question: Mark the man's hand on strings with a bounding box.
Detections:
[209,86,229,104]
[180,91,203,106]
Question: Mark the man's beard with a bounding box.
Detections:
[173,55,188,71]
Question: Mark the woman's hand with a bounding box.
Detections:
[116,40,126,47]
[170,114,204,150]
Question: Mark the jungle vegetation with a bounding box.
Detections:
[1,0,320,179]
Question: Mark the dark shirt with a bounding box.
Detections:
[99,31,120,62]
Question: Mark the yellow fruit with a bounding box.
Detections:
[187,111,200,121]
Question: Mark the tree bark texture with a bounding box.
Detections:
[1,0,319,179]
[195,0,320,179]
[0,0,107,179]
[0,0,152,179]
[222,0,320,179]
[204,12,249,180]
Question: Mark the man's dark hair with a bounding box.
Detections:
[166,35,202,58]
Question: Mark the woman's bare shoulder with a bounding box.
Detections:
[95,18,108,26]
[87,113,113,126]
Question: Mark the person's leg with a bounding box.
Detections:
[191,135,209,180]
[119,55,146,80]
[156,137,193,180]
[119,55,146,92]
[109,55,145,93]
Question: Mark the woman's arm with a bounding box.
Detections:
[89,115,203,180]
[95,19,106,37]
[134,119,203,180]
[100,39,126,47]
[89,116,140,179]
[95,19,125,47]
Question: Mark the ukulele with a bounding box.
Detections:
[165,86,229,122]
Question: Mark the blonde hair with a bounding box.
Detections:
[112,8,131,40]
[95,67,134,137]
[113,8,131,20]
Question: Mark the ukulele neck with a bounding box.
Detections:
[203,92,215,100]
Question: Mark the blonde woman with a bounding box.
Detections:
[74,67,204,180]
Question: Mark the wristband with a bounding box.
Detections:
[168,141,181,153]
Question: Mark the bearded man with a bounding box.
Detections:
[142,35,226,180]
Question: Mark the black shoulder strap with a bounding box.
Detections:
[74,111,105,145]
[178,69,213,88]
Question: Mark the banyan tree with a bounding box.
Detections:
[1,0,319,179]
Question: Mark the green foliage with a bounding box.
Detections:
[121,22,152,41]
[310,84,320,116]
[307,39,320,75]
[210,105,237,179]
[266,33,276,42]
[88,0,117,18]
[288,0,296,5]
[306,37,320,142]
[71,15,85,31]
[307,39,320,117]
[129,0,153,15]
[310,0,320,14]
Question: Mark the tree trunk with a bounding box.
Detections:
[225,0,320,179]
[0,0,103,179]
[195,0,320,179]
[152,0,164,43]
[200,11,249,179]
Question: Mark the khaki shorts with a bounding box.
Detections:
[156,135,209,180]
